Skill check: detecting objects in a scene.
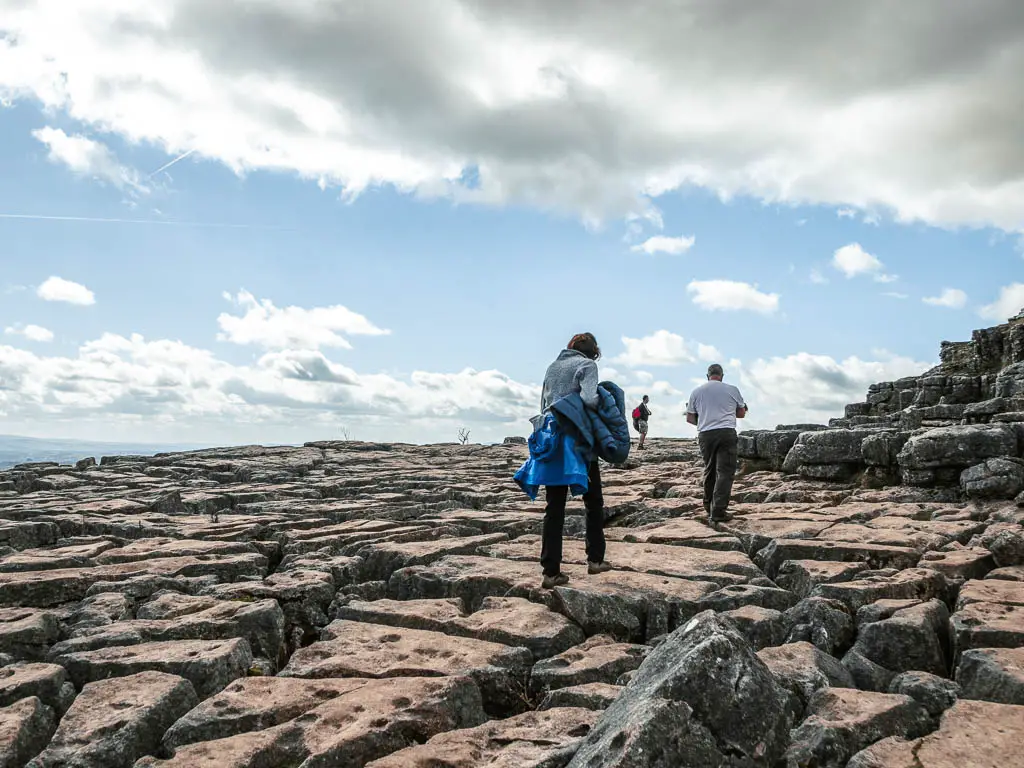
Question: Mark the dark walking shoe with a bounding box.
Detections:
[587,561,613,575]
[541,573,570,589]
[709,513,732,524]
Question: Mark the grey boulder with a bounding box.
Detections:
[567,611,797,768]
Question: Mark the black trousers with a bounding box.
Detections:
[541,461,606,576]
[698,428,738,519]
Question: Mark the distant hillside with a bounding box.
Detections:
[0,434,208,469]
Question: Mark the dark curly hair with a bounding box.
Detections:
[568,332,601,361]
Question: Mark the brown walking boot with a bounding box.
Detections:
[541,573,570,589]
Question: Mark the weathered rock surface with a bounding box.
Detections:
[888,671,960,717]
[961,458,1024,499]
[757,642,854,709]
[47,598,286,669]
[137,676,485,767]
[280,619,532,715]
[956,647,1024,704]
[27,671,198,768]
[783,597,855,655]
[335,596,584,659]
[53,638,252,699]
[847,699,1024,767]
[1,315,1023,765]
[531,635,648,696]
[365,707,598,768]
[783,688,931,768]
[538,682,623,711]
[0,697,55,768]
[843,599,950,689]
[0,609,60,662]
[161,676,368,751]
[568,611,796,767]
[0,664,75,715]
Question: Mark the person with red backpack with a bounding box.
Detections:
[632,395,651,450]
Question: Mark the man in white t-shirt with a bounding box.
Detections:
[685,363,748,522]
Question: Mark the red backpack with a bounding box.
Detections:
[632,406,642,420]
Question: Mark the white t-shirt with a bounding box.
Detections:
[686,381,747,432]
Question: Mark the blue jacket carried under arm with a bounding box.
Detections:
[549,380,631,465]
[513,413,589,500]
[513,380,630,499]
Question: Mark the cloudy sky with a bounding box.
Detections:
[1,0,1023,446]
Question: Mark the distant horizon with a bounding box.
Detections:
[0,432,209,448]
[0,431,507,469]
[0,431,539,451]
[0,433,216,470]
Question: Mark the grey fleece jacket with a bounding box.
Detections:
[541,349,599,412]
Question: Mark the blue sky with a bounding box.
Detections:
[1,1,1023,445]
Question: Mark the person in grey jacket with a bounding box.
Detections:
[538,332,613,589]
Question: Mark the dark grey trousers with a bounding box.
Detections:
[698,428,738,519]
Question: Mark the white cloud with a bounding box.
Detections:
[36,276,95,306]
[922,288,967,309]
[686,280,779,314]
[832,243,878,276]
[0,294,553,442]
[697,343,722,362]
[599,365,623,384]
[31,127,145,193]
[883,291,909,300]
[0,294,546,442]
[0,324,540,444]
[217,290,390,350]
[809,269,828,285]
[837,208,857,218]
[630,235,695,256]
[4,324,54,342]
[2,2,1024,230]
[649,380,684,397]
[831,243,897,283]
[615,350,932,438]
[737,350,934,429]
[979,283,1024,322]
[614,330,721,367]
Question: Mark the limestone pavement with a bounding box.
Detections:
[0,315,1021,766]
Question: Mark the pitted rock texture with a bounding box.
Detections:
[0,405,1019,764]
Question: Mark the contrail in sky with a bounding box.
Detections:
[0,213,283,230]
[148,149,197,177]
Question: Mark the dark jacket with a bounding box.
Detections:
[549,381,631,464]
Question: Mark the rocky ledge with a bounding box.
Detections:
[740,310,1024,494]
[0,322,1020,766]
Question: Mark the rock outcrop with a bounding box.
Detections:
[741,311,1024,493]
[0,317,1020,765]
